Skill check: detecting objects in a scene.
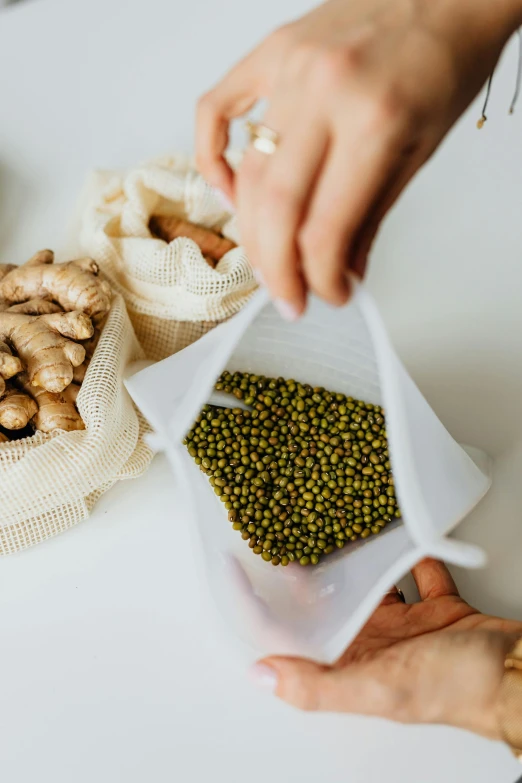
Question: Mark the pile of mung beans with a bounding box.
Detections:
[184,371,400,566]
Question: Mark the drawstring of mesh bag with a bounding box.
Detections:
[478,28,522,127]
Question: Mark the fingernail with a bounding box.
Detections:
[274,298,299,322]
[253,268,265,286]
[249,663,278,693]
[214,188,235,212]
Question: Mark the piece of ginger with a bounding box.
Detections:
[0,264,16,282]
[0,250,112,318]
[0,311,93,393]
[72,361,88,384]
[18,374,83,433]
[0,340,23,397]
[6,298,63,315]
[0,382,38,430]
[149,215,237,264]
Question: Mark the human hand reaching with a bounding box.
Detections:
[251,559,522,739]
[196,0,522,319]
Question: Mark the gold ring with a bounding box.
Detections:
[245,121,280,155]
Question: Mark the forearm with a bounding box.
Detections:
[501,0,522,32]
[419,0,522,51]
[469,0,522,41]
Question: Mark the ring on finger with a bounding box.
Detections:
[245,120,280,155]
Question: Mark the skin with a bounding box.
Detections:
[197,0,522,736]
[196,0,522,319]
[255,559,522,739]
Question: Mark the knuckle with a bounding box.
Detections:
[360,90,406,135]
[263,179,301,216]
[282,672,319,712]
[313,45,361,87]
[290,39,319,69]
[266,23,294,52]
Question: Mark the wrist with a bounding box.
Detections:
[433,0,522,45]
[497,637,522,758]
[429,631,518,740]
[461,633,515,741]
[476,0,522,39]
[453,632,522,741]
[421,0,522,62]
[506,0,522,31]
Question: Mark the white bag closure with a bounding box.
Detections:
[126,285,491,663]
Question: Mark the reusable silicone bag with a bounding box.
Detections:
[126,285,491,663]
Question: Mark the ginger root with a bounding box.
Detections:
[0,249,112,437]
[72,362,88,383]
[18,374,83,433]
[0,340,23,397]
[6,298,63,315]
[149,215,236,263]
[0,250,112,318]
[0,311,93,393]
[0,382,38,430]
[82,322,104,358]
[0,264,16,282]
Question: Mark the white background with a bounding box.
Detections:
[1,0,522,781]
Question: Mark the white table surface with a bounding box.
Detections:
[1,1,522,781]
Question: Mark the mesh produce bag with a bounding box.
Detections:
[126,286,492,663]
[0,294,152,554]
[79,155,256,361]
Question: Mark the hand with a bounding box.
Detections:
[196,0,522,319]
[251,559,522,739]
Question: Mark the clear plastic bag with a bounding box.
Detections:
[126,285,491,663]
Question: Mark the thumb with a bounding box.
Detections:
[251,656,387,714]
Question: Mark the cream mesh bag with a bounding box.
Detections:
[0,294,152,554]
[79,155,256,361]
[0,156,254,554]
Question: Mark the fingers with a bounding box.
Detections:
[251,657,337,711]
[411,558,460,601]
[196,34,287,199]
[196,78,254,199]
[252,656,390,714]
[237,110,328,318]
[299,113,406,306]
[351,143,428,278]
[259,657,334,711]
